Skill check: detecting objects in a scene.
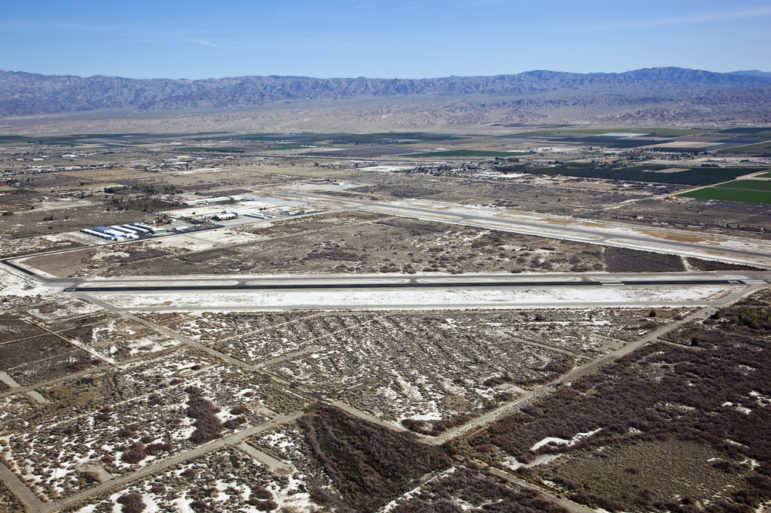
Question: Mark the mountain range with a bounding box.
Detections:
[1,67,770,126]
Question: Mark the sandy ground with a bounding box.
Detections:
[647,141,719,149]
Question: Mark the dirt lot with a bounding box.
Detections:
[0,202,162,239]
[0,334,98,386]
[585,196,770,238]
[0,315,47,343]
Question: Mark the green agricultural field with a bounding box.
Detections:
[677,187,771,204]
[714,179,771,191]
[517,165,751,186]
[509,127,705,137]
[548,135,658,148]
[718,141,771,154]
[718,127,771,137]
[404,149,524,158]
[759,171,771,178]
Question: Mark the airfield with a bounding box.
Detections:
[0,127,769,513]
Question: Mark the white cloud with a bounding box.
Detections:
[191,37,226,49]
[628,6,771,27]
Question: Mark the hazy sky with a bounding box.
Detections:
[2,0,770,79]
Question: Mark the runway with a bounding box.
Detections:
[63,271,766,312]
[66,277,755,293]
[277,192,771,267]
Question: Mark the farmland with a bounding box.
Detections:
[404,150,525,158]
[719,141,771,155]
[678,187,771,204]
[714,179,771,191]
[511,165,754,186]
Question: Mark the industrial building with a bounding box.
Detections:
[80,222,162,241]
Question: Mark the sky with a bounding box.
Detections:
[2,0,771,79]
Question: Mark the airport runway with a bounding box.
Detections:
[63,272,766,313]
[66,277,759,293]
[278,192,771,267]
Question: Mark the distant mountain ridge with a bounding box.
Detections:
[1,67,770,124]
[731,70,771,78]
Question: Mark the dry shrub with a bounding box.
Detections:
[299,405,451,511]
[121,443,146,464]
[117,491,146,513]
[185,386,224,444]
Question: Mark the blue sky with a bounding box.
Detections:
[2,0,770,79]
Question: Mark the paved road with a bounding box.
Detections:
[19,269,763,289]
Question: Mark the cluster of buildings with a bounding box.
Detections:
[80,222,160,241]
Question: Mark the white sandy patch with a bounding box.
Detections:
[178,228,261,246]
[0,266,58,297]
[360,165,415,172]
[649,141,717,149]
[593,132,647,138]
[502,453,563,470]
[531,428,603,451]
[291,181,363,191]
[171,167,223,175]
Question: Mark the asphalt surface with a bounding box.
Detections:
[65,278,752,292]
